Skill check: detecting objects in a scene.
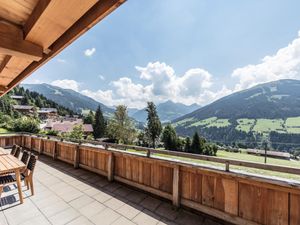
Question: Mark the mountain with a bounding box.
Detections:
[175,79,300,122]
[173,79,300,149]
[21,83,114,115]
[131,100,201,123]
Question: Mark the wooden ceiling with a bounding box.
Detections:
[0,0,125,95]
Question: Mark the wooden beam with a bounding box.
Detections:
[0,55,11,73]
[23,0,51,37]
[0,35,43,61]
[1,0,126,96]
[0,85,8,93]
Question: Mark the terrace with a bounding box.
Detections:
[1,1,300,225]
[0,134,300,225]
[0,148,222,225]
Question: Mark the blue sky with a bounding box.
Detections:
[24,0,300,109]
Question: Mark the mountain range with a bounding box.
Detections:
[129,101,200,123]
[21,83,114,116]
[173,79,300,144]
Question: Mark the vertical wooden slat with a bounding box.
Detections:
[107,152,114,181]
[74,144,80,168]
[53,141,57,160]
[172,165,180,207]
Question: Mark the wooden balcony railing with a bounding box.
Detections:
[0,133,300,225]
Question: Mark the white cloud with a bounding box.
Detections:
[51,79,80,92]
[52,31,300,109]
[232,31,300,91]
[84,48,96,57]
[98,75,105,80]
[82,62,229,108]
[57,58,67,63]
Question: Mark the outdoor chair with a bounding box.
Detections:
[14,146,21,158]
[20,151,30,169]
[22,154,38,195]
[10,145,17,155]
[0,154,38,197]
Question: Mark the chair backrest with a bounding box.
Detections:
[14,147,21,158]
[27,154,38,172]
[21,151,30,165]
[10,145,17,155]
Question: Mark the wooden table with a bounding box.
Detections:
[0,147,8,155]
[0,155,26,203]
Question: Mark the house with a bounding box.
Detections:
[12,105,35,115]
[44,118,93,136]
[37,108,58,120]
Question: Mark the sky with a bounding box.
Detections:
[23,0,300,109]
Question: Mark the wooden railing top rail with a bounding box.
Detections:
[10,132,300,176]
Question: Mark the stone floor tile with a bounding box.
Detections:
[126,190,147,204]
[48,207,80,225]
[116,203,142,220]
[93,192,113,203]
[132,209,161,225]
[111,216,136,225]
[79,200,106,218]
[140,196,162,211]
[155,202,179,221]
[66,216,94,225]
[19,215,51,225]
[175,210,204,225]
[69,195,94,210]
[104,197,127,210]
[90,208,121,225]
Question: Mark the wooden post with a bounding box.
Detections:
[146,149,151,158]
[172,165,180,208]
[74,143,80,168]
[29,135,32,150]
[39,138,43,154]
[225,161,230,172]
[53,141,57,160]
[107,152,114,181]
[21,135,24,147]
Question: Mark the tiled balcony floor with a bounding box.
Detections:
[0,152,228,225]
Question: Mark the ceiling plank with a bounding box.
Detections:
[2,0,126,95]
[0,34,43,61]
[0,85,8,93]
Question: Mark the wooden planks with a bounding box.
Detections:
[0,154,25,173]
[2,134,300,225]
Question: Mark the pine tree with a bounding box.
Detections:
[161,124,177,150]
[191,132,202,154]
[84,110,95,124]
[184,137,191,152]
[93,105,106,139]
[145,102,162,148]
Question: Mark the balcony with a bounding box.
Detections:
[0,148,224,225]
[1,134,300,225]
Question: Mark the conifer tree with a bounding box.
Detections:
[145,102,162,148]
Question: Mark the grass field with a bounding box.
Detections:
[285,116,300,133]
[236,118,256,132]
[188,117,217,127]
[252,119,285,133]
[0,128,8,133]
[127,148,300,182]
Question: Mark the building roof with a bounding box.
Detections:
[10,95,24,99]
[38,108,58,113]
[13,105,34,110]
[0,0,125,96]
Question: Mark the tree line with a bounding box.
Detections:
[86,102,217,156]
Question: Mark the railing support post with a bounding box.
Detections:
[225,161,230,172]
[29,134,32,150]
[172,165,180,208]
[107,152,114,182]
[74,143,80,169]
[53,141,57,160]
[146,149,151,158]
[39,138,43,154]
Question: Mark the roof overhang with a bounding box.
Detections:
[0,0,125,96]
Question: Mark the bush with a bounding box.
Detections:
[12,117,40,133]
